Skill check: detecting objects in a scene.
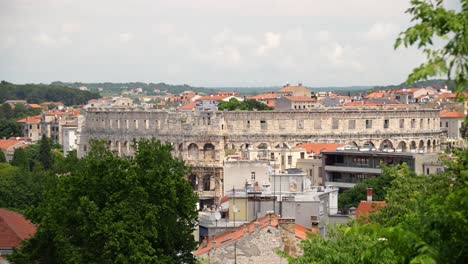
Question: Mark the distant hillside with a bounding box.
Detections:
[372,79,454,91]
[0,81,100,106]
[52,81,217,96]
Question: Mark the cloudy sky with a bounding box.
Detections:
[0,0,458,87]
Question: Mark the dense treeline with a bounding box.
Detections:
[0,81,100,106]
[218,98,273,110]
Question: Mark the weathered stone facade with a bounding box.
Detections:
[78,107,443,201]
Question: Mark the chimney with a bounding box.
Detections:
[367,188,373,202]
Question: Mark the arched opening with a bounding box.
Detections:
[379,139,394,151]
[224,143,235,150]
[418,140,425,152]
[202,174,213,191]
[275,143,290,149]
[188,143,199,160]
[396,141,407,152]
[123,141,128,154]
[188,174,198,190]
[203,143,215,160]
[433,139,437,151]
[427,140,431,152]
[410,141,417,152]
[257,143,269,149]
[240,143,251,150]
[361,141,375,151]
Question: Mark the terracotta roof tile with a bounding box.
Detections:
[28,104,42,108]
[17,115,41,123]
[440,110,465,118]
[249,93,278,100]
[0,139,23,149]
[355,201,386,220]
[0,208,36,248]
[178,101,196,110]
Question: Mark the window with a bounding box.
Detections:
[366,119,372,129]
[246,120,250,129]
[134,120,138,129]
[352,157,369,165]
[411,119,416,128]
[287,155,292,165]
[446,122,448,127]
[297,120,304,129]
[348,120,356,129]
[251,172,256,180]
[144,120,149,129]
[314,119,321,129]
[384,119,389,129]
[37,124,40,129]
[399,119,405,129]
[332,119,339,129]
[270,153,275,161]
[420,119,423,128]
[260,120,267,129]
[300,152,305,159]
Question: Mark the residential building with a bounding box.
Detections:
[322,150,439,188]
[439,109,466,148]
[0,208,36,257]
[276,84,312,97]
[275,96,320,110]
[0,138,30,162]
[17,115,42,142]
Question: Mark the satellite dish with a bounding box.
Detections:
[214,211,221,221]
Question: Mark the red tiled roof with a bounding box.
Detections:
[355,201,386,220]
[178,101,196,110]
[28,103,42,108]
[0,139,23,150]
[365,92,386,99]
[284,96,316,102]
[440,110,465,118]
[277,85,309,93]
[294,143,345,154]
[295,223,315,240]
[0,208,36,248]
[17,115,41,123]
[40,101,64,106]
[249,93,278,100]
[267,101,275,108]
[196,95,230,101]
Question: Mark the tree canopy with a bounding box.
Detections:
[9,139,198,264]
[218,98,273,110]
[286,149,468,264]
[0,81,99,106]
[395,0,467,94]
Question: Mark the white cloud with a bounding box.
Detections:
[366,22,400,41]
[61,23,81,33]
[256,32,281,56]
[32,33,71,47]
[119,33,133,43]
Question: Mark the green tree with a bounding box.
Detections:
[11,148,29,170]
[395,0,467,93]
[10,139,198,264]
[38,135,53,170]
[0,151,6,163]
[0,119,22,138]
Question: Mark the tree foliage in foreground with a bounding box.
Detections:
[285,149,468,264]
[395,0,467,94]
[9,139,198,264]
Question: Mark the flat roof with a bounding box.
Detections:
[322,150,434,157]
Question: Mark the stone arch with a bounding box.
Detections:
[203,143,216,160]
[347,141,359,148]
[240,143,251,150]
[410,141,417,151]
[202,174,215,191]
[115,140,121,155]
[257,143,269,149]
[362,140,375,149]
[224,143,235,150]
[123,141,129,154]
[188,143,199,160]
[379,139,394,150]
[275,142,290,149]
[433,139,437,151]
[427,140,431,152]
[188,174,198,190]
[396,141,407,152]
[418,140,425,151]
[178,143,184,152]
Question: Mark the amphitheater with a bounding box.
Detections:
[78,107,443,202]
